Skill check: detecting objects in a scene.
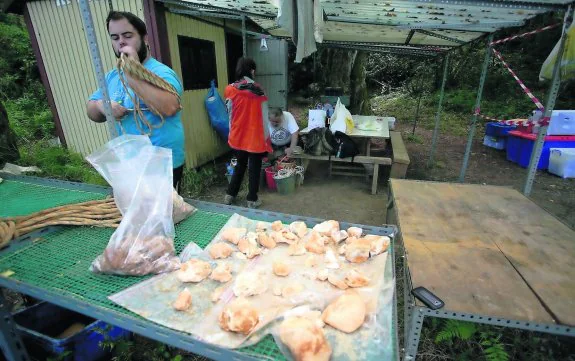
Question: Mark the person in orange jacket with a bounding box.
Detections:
[224,58,272,208]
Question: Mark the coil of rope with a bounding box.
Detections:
[0,198,122,249]
[273,166,305,182]
[116,53,182,135]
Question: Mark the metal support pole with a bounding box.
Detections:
[459,34,493,182]
[428,53,450,167]
[523,6,573,196]
[403,258,412,348]
[79,0,118,139]
[242,15,247,57]
[404,307,425,361]
[0,291,30,361]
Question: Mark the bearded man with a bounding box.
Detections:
[86,11,185,191]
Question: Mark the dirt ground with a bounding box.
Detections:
[198,161,390,226]
[199,118,574,231]
[402,123,575,230]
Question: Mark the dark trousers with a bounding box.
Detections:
[173,165,184,193]
[226,150,265,202]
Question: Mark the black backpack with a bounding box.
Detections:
[333,131,359,160]
[301,128,338,156]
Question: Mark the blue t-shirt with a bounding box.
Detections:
[89,58,185,168]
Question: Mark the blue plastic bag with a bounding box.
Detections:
[205,80,229,140]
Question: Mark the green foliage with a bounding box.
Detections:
[0,13,38,101]
[180,165,219,198]
[481,332,510,361]
[434,320,510,361]
[435,319,477,343]
[5,92,54,142]
[18,140,107,185]
[100,335,206,361]
[46,351,73,361]
[371,92,470,137]
[406,133,424,144]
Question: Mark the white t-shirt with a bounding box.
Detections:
[269,111,299,146]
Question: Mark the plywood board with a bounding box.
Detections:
[392,180,575,325]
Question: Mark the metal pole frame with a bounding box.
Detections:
[459,34,493,182]
[79,0,118,139]
[242,15,247,57]
[0,291,30,361]
[523,6,573,196]
[428,53,450,167]
[401,245,575,361]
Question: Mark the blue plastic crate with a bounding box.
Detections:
[485,122,517,137]
[483,135,506,150]
[506,130,575,169]
[12,302,131,361]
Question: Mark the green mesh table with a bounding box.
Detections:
[0,175,398,361]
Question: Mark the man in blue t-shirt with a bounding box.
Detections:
[86,11,185,191]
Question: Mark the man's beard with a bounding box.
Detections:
[114,41,148,63]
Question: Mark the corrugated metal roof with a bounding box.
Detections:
[160,0,573,54]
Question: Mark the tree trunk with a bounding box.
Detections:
[318,48,357,91]
[0,100,20,169]
[349,51,371,115]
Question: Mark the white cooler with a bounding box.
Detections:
[548,148,575,178]
[546,110,575,135]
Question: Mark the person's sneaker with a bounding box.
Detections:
[247,199,262,209]
[223,195,235,205]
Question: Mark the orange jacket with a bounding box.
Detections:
[225,80,272,153]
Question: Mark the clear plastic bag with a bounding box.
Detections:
[86,135,181,276]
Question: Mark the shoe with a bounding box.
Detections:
[247,199,262,209]
[224,195,235,205]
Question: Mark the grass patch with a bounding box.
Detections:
[406,133,424,144]
[371,90,502,137]
[5,94,54,143]
[17,141,107,186]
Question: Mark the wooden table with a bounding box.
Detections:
[387,179,575,360]
[301,115,391,156]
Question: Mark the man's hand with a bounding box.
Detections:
[110,101,129,119]
[119,45,139,62]
[285,147,294,157]
[97,100,128,119]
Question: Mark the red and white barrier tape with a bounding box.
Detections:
[477,113,551,127]
[489,23,560,46]
[491,48,545,111]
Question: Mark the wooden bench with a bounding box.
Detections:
[389,131,410,179]
[290,153,392,195]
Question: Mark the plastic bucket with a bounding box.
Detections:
[265,167,277,191]
[273,174,296,195]
[260,162,270,188]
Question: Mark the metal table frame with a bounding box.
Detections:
[386,186,575,361]
[0,175,399,361]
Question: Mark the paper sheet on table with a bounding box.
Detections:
[109,213,394,358]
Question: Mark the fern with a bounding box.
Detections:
[481,333,509,361]
[435,320,477,343]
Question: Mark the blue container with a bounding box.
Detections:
[485,122,517,137]
[12,302,131,361]
[506,130,575,169]
[483,135,506,150]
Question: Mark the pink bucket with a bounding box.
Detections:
[265,166,277,191]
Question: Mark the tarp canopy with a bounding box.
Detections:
[158,0,574,55]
